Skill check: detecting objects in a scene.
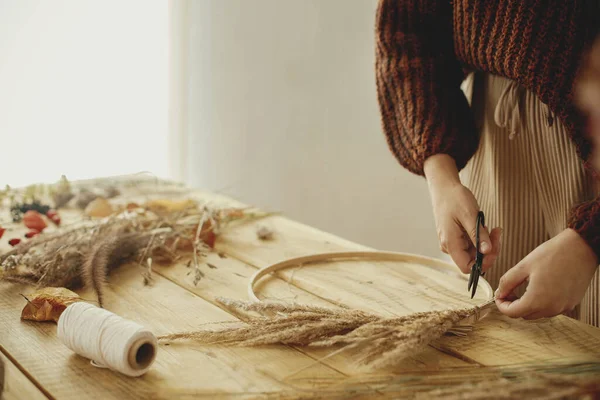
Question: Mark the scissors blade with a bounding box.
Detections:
[470,269,480,299]
[468,264,476,291]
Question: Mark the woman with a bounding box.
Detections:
[375,0,600,325]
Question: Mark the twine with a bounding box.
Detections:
[57,302,157,377]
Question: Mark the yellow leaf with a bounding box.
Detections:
[84,198,114,218]
[145,199,196,214]
[21,287,82,323]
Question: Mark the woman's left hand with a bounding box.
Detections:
[495,229,597,319]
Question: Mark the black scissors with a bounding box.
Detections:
[468,211,485,299]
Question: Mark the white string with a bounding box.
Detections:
[57,302,157,377]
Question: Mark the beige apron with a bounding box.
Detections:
[461,72,599,326]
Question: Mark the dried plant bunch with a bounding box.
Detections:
[254,362,600,399]
[159,299,600,397]
[1,197,272,307]
[158,297,486,369]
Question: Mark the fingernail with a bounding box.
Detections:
[481,242,491,253]
[494,289,500,297]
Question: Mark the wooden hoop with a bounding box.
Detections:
[248,251,494,308]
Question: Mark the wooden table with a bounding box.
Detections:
[1,179,600,399]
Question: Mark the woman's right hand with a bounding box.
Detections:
[424,154,502,274]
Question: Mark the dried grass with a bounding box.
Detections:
[158,297,482,370]
[1,194,271,307]
[266,362,600,399]
[158,298,600,397]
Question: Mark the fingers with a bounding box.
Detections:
[439,223,501,274]
[495,265,532,318]
[441,225,476,274]
[460,211,492,255]
[496,264,528,299]
[481,227,502,272]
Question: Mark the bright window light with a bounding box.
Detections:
[0,0,169,187]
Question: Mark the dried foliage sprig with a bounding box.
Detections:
[1,202,272,307]
[158,297,487,370]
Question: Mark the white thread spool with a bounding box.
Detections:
[57,302,157,377]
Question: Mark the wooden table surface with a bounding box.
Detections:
[1,179,600,399]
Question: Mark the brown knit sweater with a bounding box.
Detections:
[375,0,600,259]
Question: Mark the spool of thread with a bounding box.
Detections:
[57,302,157,377]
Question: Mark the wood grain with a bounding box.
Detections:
[0,266,342,399]
[0,351,47,400]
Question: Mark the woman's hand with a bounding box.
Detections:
[495,228,598,319]
[424,154,502,274]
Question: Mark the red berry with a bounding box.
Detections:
[47,210,61,225]
[8,238,21,246]
[23,210,47,232]
[0,227,5,239]
[25,229,40,238]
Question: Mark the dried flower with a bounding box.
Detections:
[256,226,274,241]
[103,186,120,199]
[74,190,98,210]
[1,191,272,307]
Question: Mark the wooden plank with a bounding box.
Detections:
[0,265,343,399]
[185,191,600,367]
[0,351,47,400]
[438,309,600,365]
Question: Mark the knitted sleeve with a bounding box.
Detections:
[375,0,479,176]
[568,196,600,262]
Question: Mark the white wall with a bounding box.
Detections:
[0,0,168,186]
[177,0,440,257]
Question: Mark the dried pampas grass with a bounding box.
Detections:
[158,297,488,370]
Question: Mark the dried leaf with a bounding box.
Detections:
[145,199,196,215]
[85,198,114,218]
[21,287,82,322]
[126,202,141,211]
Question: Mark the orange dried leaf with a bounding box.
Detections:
[21,287,82,323]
